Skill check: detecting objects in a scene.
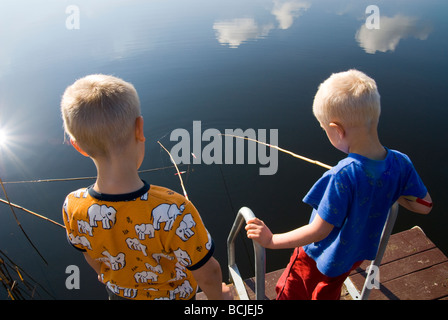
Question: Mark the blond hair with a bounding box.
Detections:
[312,69,381,128]
[61,74,141,157]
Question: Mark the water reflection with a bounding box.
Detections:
[213,0,310,48]
[0,0,446,300]
[356,15,432,54]
[213,18,274,48]
[213,0,433,54]
[272,0,310,30]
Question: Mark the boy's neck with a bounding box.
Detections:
[92,156,144,195]
[346,127,386,161]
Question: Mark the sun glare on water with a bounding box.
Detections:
[0,128,9,149]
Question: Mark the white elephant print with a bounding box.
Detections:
[134,270,158,283]
[98,251,125,271]
[169,280,193,299]
[73,188,88,198]
[63,198,70,221]
[151,203,185,231]
[140,192,148,201]
[171,248,192,281]
[135,223,155,240]
[205,231,213,250]
[174,265,187,280]
[174,248,192,267]
[152,252,174,264]
[145,263,163,274]
[68,233,92,250]
[126,238,148,256]
[175,213,196,241]
[106,282,137,299]
[88,204,117,229]
[77,219,93,236]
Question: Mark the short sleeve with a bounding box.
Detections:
[303,168,353,228]
[62,193,87,252]
[165,200,214,271]
[400,153,428,199]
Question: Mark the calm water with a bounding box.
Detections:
[0,0,447,299]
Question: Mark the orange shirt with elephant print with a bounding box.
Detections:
[62,181,214,300]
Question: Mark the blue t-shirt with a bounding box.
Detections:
[302,148,427,277]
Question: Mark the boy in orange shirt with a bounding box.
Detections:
[61,74,231,300]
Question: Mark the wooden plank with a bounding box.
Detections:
[198,227,447,300]
[243,268,284,300]
[379,226,436,264]
[367,262,448,300]
[347,226,448,300]
[350,247,448,289]
[350,226,436,278]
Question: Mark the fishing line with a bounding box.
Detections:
[157,128,257,271]
[219,165,254,272]
[1,165,182,184]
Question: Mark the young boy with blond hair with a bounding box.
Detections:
[61,74,230,300]
[246,69,432,300]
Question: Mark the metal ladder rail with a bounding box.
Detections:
[227,207,266,300]
[344,202,399,300]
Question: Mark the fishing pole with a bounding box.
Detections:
[1,165,181,184]
[222,134,432,208]
[0,198,65,229]
[0,164,186,228]
[158,141,189,201]
[220,133,332,170]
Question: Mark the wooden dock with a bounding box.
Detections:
[198,226,448,300]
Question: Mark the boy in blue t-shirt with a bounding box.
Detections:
[245,69,432,300]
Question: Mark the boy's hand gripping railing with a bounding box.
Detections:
[344,202,399,300]
[227,207,266,300]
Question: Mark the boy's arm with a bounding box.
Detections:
[246,214,334,250]
[190,257,232,300]
[398,192,432,215]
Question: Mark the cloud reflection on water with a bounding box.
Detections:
[213,0,310,48]
[213,18,274,49]
[272,0,310,30]
[355,15,432,54]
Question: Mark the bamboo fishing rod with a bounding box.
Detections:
[0,164,185,228]
[222,134,432,208]
[0,198,65,229]
[220,133,332,170]
[158,141,189,201]
[1,165,181,184]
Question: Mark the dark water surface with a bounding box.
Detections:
[0,0,447,299]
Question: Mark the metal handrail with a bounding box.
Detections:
[344,202,399,300]
[227,207,266,300]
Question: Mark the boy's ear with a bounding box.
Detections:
[135,116,146,142]
[329,122,345,139]
[70,138,90,157]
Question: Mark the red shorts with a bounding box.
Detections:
[276,247,363,300]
